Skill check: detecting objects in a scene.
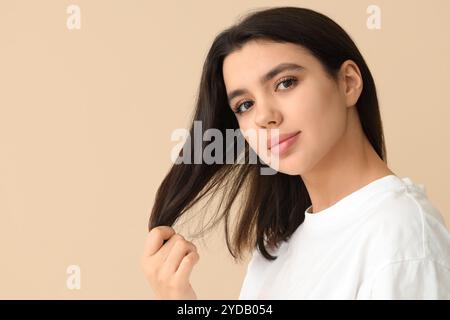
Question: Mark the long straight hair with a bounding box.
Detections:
[148,7,386,262]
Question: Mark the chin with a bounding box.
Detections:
[257,150,305,176]
[268,159,303,176]
[277,167,302,176]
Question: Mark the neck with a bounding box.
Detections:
[301,108,394,213]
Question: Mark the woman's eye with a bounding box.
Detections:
[275,77,298,91]
[234,100,253,114]
[232,77,297,115]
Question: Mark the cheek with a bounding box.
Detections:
[298,82,347,154]
[236,121,267,158]
[236,120,253,145]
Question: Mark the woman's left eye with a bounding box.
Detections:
[275,77,298,91]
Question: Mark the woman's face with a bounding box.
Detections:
[222,39,352,175]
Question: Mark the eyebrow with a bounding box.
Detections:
[226,62,304,104]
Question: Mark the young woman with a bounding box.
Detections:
[140,7,450,299]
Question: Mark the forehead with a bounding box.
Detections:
[222,40,315,85]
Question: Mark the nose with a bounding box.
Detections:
[253,99,281,129]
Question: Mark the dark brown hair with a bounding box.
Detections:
[148,6,386,262]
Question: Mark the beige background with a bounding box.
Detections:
[0,0,449,299]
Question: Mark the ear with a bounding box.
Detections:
[338,60,363,108]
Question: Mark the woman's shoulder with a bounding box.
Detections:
[355,178,450,298]
[360,178,450,266]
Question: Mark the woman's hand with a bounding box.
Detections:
[140,226,200,300]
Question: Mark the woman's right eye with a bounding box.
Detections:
[234,100,253,114]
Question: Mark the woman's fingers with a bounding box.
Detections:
[143,226,176,257]
[162,238,197,275]
[140,226,200,299]
[176,251,200,281]
[157,233,185,261]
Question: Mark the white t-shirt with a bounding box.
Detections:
[238,175,450,299]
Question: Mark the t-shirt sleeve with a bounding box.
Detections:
[368,258,450,299]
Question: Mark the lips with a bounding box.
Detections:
[267,131,301,150]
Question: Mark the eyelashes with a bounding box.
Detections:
[232,76,299,115]
[275,76,298,90]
